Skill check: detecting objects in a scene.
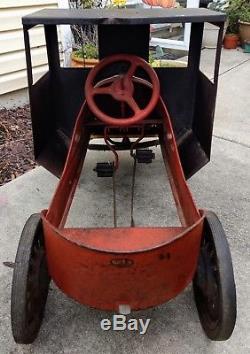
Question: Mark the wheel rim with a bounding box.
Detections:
[25,230,50,332]
[11,214,51,344]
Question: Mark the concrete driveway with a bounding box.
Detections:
[0,49,249,354]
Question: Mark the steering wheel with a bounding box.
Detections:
[85,54,160,127]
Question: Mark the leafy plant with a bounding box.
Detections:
[69,0,102,57]
[112,0,126,7]
[148,51,155,65]
[226,0,250,33]
[73,43,98,59]
[238,1,250,22]
[208,0,229,12]
[70,0,97,9]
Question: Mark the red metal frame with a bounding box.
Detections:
[41,56,204,311]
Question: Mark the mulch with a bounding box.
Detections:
[0,105,36,186]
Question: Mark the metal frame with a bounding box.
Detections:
[40,93,205,311]
[10,9,236,338]
[22,8,225,178]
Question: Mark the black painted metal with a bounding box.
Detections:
[22,8,225,178]
[187,22,204,123]
[44,25,60,72]
[98,25,150,61]
[213,23,225,87]
[23,27,33,88]
[22,8,226,26]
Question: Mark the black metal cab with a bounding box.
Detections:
[22,8,226,178]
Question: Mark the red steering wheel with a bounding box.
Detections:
[85,54,160,127]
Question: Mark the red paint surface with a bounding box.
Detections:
[85,54,160,126]
[42,212,204,311]
[42,55,204,311]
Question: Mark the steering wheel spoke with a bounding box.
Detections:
[124,95,141,113]
[93,86,112,96]
[127,61,138,79]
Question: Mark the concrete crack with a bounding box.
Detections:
[213,134,250,148]
[218,58,250,79]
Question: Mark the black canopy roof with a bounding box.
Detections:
[22,8,226,26]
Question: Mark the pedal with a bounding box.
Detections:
[93,162,114,177]
[135,149,155,164]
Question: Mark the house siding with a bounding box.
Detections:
[0,0,59,95]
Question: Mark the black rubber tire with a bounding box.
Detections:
[11,214,50,344]
[193,211,237,340]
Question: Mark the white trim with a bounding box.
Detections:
[150,37,187,50]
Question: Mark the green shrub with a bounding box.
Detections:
[74,43,98,59]
[226,0,250,33]
[238,3,250,22]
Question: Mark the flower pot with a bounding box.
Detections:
[239,20,250,46]
[71,53,99,68]
[223,34,239,49]
[142,0,175,6]
[142,0,158,6]
[157,0,176,7]
[243,40,250,53]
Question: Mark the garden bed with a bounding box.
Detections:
[0,105,36,186]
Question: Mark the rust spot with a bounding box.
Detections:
[159,253,171,260]
[111,258,134,267]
